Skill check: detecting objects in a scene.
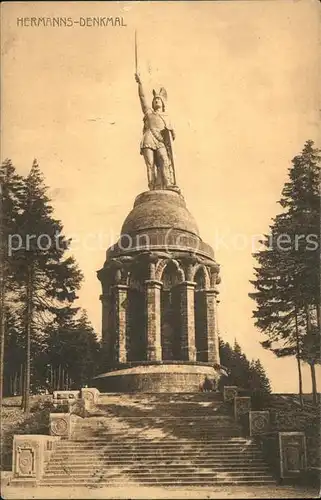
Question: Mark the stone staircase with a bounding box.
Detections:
[41,392,276,487]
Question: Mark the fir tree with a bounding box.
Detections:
[250,141,320,405]
[9,160,83,411]
[219,338,271,403]
[46,309,101,390]
[0,160,25,404]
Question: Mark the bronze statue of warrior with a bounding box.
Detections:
[135,73,177,191]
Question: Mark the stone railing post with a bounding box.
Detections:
[234,396,251,421]
[81,387,100,410]
[279,432,307,479]
[12,435,60,485]
[145,280,162,361]
[49,413,73,439]
[223,385,238,402]
[249,410,270,436]
[113,284,129,363]
[179,281,196,361]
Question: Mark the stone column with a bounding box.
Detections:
[204,289,220,364]
[145,280,162,361]
[100,293,113,362]
[180,281,196,361]
[113,284,128,363]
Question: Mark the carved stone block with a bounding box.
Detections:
[249,410,270,436]
[53,390,80,409]
[234,396,251,420]
[279,432,307,478]
[223,385,238,402]
[12,435,60,483]
[81,387,100,407]
[49,413,71,438]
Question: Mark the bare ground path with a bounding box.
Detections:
[1,479,319,500]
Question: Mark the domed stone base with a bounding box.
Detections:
[93,363,221,393]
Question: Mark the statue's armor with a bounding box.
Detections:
[140,109,171,153]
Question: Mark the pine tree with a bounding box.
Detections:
[9,160,83,411]
[249,359,271,394]
[219,339,271,402]
[46,309,101,390]
[0,160,25,405]
[250,141,320,405]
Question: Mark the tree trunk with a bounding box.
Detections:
[0,177,6,408]
[310,363,317,406]
[23,265,33,413]
[305,305,318,405]
[19,364,23,396]
[0,304,5,406]
[316,303,321,332]
[14,370,18,396]
[294,307,304,408]
[58,364,61,390]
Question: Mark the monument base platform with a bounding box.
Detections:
[93,362,221,393]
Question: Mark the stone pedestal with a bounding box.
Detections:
[234,396,251,420]
[249,410,270,436]
[49,413,72,439]
[113,284,128,363]
[12,435,60,484]
[279,432,307,479]
[223,386,238,402]
[180,281,196,361]
[145,280,162,361]
[96,189,222,393]
[81,387,100,409]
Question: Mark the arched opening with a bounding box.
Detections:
[127,269,147,362]
[161,261,181,360]
[194,267,208,362]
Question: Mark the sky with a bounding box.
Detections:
[1,0,320,393]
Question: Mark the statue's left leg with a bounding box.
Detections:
[155,148,171,188]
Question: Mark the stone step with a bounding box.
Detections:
[41,476,275,485]
[66,437,248,442]
[48,455,266,468]
[71,432,243,437]
[50,454,264,461]
[41,480,276,487]
[55,445,257,452]
[44,468,271,480]
[52,445,260,451]
[45,465,270,473]
[50,450,263,457]
[76,415,234,420]
[40,479,276,489]
[98,393,223,401]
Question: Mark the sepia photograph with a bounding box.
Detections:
[1,0,320,498]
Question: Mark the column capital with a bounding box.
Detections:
[204,288,219,295]
[111,284,129,291]
[144,279,163,288]
[178,281,196,288]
